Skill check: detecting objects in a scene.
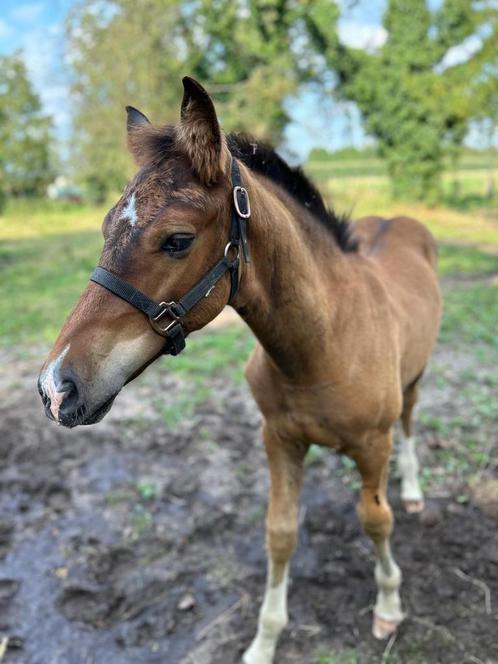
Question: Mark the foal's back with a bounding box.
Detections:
[355,215,438,269]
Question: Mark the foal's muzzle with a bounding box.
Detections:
[38,370,115,428]
[38,371,83,427]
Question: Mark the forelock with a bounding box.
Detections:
[113,161,209,233]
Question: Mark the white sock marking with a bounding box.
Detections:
[397,434,423,502]
[374,541,404,622]
[243,563,289,664]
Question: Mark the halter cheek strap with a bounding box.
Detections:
[89,158,251,356]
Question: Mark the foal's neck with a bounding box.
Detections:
[232,167,351,383]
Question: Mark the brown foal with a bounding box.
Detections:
[38,77,441,663]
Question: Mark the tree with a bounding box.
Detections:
[66,0,187,196]
[66,0,316,190]
[303,0,498,201]
[67,0,497,200]
[0,52,53,203]
[470,30,498,198]
[189,0,312,140]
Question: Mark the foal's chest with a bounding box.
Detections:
[249,376,399,451]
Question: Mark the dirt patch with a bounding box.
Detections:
[0,345,497,664]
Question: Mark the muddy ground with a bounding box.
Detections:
[0,335,497,664]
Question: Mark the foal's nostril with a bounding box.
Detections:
[38,379,49,406]
[58,379,78,412]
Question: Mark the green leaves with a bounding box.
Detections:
[309,0,497,201]
[64,0,497,202]
[67,0,306,185]
[0,52,54,200]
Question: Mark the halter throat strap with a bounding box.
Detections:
[89,158,250,356]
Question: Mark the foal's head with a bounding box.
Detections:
[38,77,240,427]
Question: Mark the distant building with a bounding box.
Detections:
[47,176,82,203]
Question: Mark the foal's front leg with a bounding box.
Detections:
[353,431,404,640]
[243,426,308,664]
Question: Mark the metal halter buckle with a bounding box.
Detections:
[89,159,249,356]
[150,301,181,334]
[233,186,251,219]
[224,241,240,263]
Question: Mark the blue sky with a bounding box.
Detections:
[0,0,491,161]
[0,1,71,57]
[0,1,74,148]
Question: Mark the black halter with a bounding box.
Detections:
[89,159,251,356]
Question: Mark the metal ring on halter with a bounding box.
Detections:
[233,186,251,218]
[224,241,240,263]
[90,158,249,356]
[150,301,181,334]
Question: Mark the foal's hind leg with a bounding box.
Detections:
[243,426,308,664]
[353,431,404,640]
[398,380,424,512]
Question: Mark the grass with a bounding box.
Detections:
[438,244,498,278]
[1,167,496,359]
[0,198,105,239]
[168,325,255,383]
[0,199,259,360]
[0,200,105,346]
[440,283,498,347]
[136,479,159,501]
[2,169,497,663]
[0,230,103,346]
[150,326,255,429]
[316,170,498,247]
[315,650,358,664]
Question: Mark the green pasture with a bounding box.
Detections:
[0,200,104,347]
[307,150,497,178]
[1,168,497,664]
[1,167,497,355]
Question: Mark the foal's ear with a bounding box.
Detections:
[126,106,151,131]
[126,106,153,165]
[178,76,228,185]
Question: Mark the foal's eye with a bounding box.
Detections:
[161,233,195,256]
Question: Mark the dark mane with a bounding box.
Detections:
[130,124,357,252]
[227,134,358,253]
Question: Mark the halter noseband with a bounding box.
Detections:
[89,158,251,356]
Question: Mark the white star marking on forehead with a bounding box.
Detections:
[120,191,138,227]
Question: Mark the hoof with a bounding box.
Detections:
[403,499,425,513]
[372,613,402,640]
[242,641,274,664]
[242,650,273,664]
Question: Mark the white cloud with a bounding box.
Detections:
[11,3,44,23]
[438,35,482,70]
[21,23,72,146]
[338,19,483,66]
[338,21,387,53]
[0,18,13,38]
